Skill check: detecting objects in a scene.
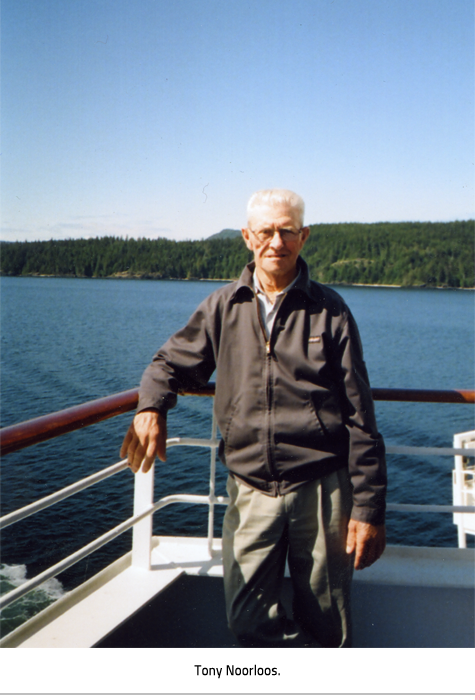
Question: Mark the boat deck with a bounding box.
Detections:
[4,538,474,649]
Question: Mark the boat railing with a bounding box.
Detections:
[1,385,475,615]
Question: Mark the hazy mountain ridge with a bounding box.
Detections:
[206,229,241,240]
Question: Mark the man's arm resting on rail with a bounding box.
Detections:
[120,410,167,473]
[346,519,386,570]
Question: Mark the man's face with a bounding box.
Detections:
[242,203,309,282]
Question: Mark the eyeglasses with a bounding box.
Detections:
[248,227,303,243]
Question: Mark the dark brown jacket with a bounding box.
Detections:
[138,259,386,525]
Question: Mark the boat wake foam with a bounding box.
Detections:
[0,564,64,638]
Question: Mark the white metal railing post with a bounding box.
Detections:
[453,430,475,549]
[207,405,218,557]
[453,433,466,548]
[131,462,155,568]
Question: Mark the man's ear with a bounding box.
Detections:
[241,228,253,251]
[300,226,310,244]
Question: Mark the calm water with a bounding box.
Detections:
[1,276,474,635]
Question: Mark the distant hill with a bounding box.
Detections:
[1,221,473,287]
[207,228,241,240]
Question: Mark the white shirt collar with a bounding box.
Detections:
[252,268,300,302]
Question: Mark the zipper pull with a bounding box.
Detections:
[266,340,271,355]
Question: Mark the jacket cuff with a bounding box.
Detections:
[350,505,386,526]
[136,394,171,416]
[136,405,167,419]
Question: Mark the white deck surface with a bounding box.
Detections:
[3,538,474,648]
[153,536,475,587]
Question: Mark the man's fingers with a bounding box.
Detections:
[129,443,155,473]
[141,453,156,473]
[346,520,386,570]
[154,419,167,463]
[129,435,146,473]
[345,520,357,555]
[119,421,148,473]
[120,411,166,473]
[354,537,368,570]
[139,437,159,473]
[120,424,135,459]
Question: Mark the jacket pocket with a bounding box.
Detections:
[223,401,239,447]
[222,399,262,454]
[273,393,324,451]
[310,391,345,437]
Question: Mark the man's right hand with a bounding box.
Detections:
[120,410,167,473]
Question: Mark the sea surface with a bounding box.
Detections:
[1,275,474,636]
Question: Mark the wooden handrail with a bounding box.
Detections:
[371,388,475,403]
[0,385,473,457]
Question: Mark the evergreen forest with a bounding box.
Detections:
[1,220,473,288]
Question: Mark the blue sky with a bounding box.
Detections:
[1,0,473,242]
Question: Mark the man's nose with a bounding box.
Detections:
[268,230,286,247]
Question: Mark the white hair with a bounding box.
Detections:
[247,189,305,227]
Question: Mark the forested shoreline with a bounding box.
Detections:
[1,220,473,288]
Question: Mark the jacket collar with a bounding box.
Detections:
[233,257,323,303]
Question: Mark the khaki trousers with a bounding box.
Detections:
[222,468,353,647]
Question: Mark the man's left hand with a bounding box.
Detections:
[346,519,386,570]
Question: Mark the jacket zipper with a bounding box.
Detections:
[254,292,281,495]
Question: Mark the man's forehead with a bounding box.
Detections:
[248,203,300,229]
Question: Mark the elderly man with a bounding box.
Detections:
[121,189,386,648]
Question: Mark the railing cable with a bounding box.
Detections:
[0,460,128,530]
